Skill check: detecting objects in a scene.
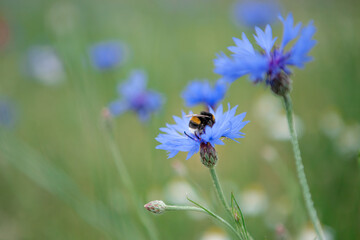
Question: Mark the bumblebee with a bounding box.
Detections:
[186,111,215,136]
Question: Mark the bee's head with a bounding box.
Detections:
[200,111,215,125]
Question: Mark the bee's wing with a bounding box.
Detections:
[185,114,210,118]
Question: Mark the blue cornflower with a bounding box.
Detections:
[181,79,228,109]
[90,41,126,70]
[232,0,281,28]
[156,104,249,165]
[214,13,316,95]
[108,70,164,122]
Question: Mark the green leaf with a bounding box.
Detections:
[231,192,249,240]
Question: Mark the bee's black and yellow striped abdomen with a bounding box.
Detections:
[188,111,215,135]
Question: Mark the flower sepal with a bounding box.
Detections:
[270,72,292,96]
[200,142,218,168]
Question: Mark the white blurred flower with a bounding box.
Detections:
[254,94,281,123]
[25,46,65,86]
[254,94,304,141]
[201,228,230,240]
[319,110,360,156]
[261,145,279,162]
[269,114,304,141]
[171,160,188,177]
[46,1,79,36]
[240,185,268,216]
[164,179,197,205]
[336,124,360,156]
[319,110,344,139]
[297,225,334,240]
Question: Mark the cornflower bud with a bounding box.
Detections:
[144,200,166,214]
[270,72,292,97]
[200,142,218,168]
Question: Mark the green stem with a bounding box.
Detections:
[209,167,232,218]
[166,205,205,212]
[106,132,159,240]
[283,94,325,240]
[166,205,241,239]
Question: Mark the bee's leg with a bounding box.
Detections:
[184,131,197,141]
[194,132,201,140]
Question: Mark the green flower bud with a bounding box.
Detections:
[200,142,218,168]
[144,200,166,214]
[270,72,292,97]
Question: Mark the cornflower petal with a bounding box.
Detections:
[279,13,302,50]
[253,25,277,55]
[229,33,256,56]
[286,21,316,68]
[108,100,128,116]
[181,79,227,108]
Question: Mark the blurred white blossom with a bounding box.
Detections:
[25,46,65,86]
[171,160,188,177]
[336,124,360,156]
[240,184,268,216]
[201,228,230,240]
[164,179,198,205]
[319,110,360,156]
[254,94,304,141]
[297,225,334,240]
[319,110,344,139]
[261,145,279,162]
[46,1,79,36]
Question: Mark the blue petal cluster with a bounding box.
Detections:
[181,79,228,109]
[214,13,316,84]
[156,104,249,160]
[232,0,280,28]
[108,70,164,122]
[90,41,126,70]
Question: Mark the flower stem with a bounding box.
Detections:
[106,131,159,240]
[166,205,205,212]
[166,205,242,239]
[209,167,232,218]
[283,94,325,240]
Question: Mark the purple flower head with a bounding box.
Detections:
[156,104,249,160]
[214,13,316,89]
[108,70,164,122]
[181,79,228,109]
[232,0,281,28]
[90,41,127,71]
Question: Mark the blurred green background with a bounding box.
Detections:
[0,0,359,239]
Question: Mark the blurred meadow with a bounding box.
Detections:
[0,0,360,239]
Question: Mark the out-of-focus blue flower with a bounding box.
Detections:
[90,41,126,71]
[156,104,249,159]
[214,13,316,85]
[108,70,164,122]
[0,98,17,128]
[181,79,228,109]
[25,46,65,86]
[232,0,281,28]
